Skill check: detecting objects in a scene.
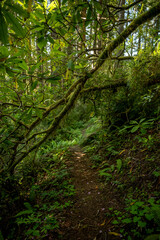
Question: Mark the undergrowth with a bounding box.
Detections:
[0,136,75,240]
[82,115,160,240]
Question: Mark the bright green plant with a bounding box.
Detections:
[116,159,122,172]
[16,172,75,239]
[99,162,115,181]
[136,134,155,149]
[109,198,160,240]
[16,202,59,239]
[120,118,154,134]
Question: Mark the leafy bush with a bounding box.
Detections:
[109,198,160,240]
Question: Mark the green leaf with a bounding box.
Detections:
[31,25,44,32]
[93,1,102,13]
[135,201,144,207]
[17,80,26,89]
[139,118,146,123]
[67,60,74,70]
[16,209,33,217]
[35,108,43,119]
[0,13,8,44]
[153,171,160,177]
[99,171,112,178]
[26,229,40,237]
[47,35,55,44]
[133,216,141,222]
[117,159,122,172]
[18,60,28,71]
[71,14,76,31]
[34,9,45,21]
[0,46,9,58]
[37,37,47,49]
[112,220,119,224]
[122,218,132,224]
[6,67,14,76]
[0,63,6,73]
[51,50,67,56]
[145,234,160,240]
[46,75,61,82]
[145,213,154,221]
[30,81,38,91]
[8,67,22,73]
[0,230,4,240]
[30,62,42,73]
[24,202,32,210]
[3,11,25,37]
[130,120,138,124]
[131,125,139,133]
[138,221,146,228]
[62,0,68,5]
[76,10,81,23]
[6,3,29,18]
[85,7,92,26]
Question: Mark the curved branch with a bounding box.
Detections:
[95,2,160,70]
[1,102,47,110]
[0,114,28,129]
[81,82,126,93]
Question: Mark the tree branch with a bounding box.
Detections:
[81,82,126,93]
[95,2,160,70]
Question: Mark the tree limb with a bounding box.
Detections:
[95,2,160,71]
[81,82,126,93]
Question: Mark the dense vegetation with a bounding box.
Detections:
[0,0,160,239]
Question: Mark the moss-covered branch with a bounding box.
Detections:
[95,2,160,70]
[8,80,87,172]
[81,82,126,93]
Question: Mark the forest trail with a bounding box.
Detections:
[59,145,119,240]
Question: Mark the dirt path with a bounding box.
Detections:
[59,146,120,240]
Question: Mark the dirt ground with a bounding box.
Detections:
[58,146,121,240]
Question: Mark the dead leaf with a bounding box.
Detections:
[119,149,125,155]
[130,167,133,173]
[106,217,113,225]
[141,148,147,152]
[100,220,106,226]
[109,231,121,237]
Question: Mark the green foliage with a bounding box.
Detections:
[116,159,122,172]
[144,234,160,240]
[136,134,156,150]
[109,198,160,239]
[128,46,160,91]
[120,118,155,134]
[0,133,76,239]
[16,181,73,239]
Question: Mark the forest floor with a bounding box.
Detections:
[58,145,120,240]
